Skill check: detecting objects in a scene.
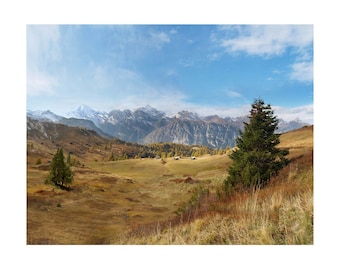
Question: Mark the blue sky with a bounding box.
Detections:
[27,24,313,123]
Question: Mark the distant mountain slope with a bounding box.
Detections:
[26,117,212,164]
[141,117,239,148]
[27,117,146,162]
[277,118,309,133]
[27,105,310,148]
[27,109,63,122]
[59,118,111,138]
[27,109,112,138]
[27,117,110,158]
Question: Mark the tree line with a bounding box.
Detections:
[108,142,229,161]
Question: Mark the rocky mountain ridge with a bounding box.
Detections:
[27,105,309,148]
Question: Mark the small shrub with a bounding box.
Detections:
[161,158,167,164]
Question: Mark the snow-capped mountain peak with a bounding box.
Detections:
[135,106,166,118]
[27,109,63,123]
[174,110,201,121]
[68,105,97,118]
[66,105,109,125]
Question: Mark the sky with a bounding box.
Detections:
[27,24,313,123]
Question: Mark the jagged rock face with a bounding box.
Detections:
[27,105,310,148]
[94,107,171,142]
[27,117,50,139]
[141,118,240,148]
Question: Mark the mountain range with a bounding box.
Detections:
[27,105,309,149]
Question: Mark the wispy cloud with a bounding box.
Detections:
[104,26,172,62]
[185,104,250,119]
[92,65,111,90]
[189,103,313,124]
[215,25,313,58]
[207,52,221,61]
[27,70,57,96]
[165,69,177,77]
[273,104,313,124]
[27,25,61,63]
[169,29,178,35]
[289,61,313,83]
[148,31,170,49]
[87,63,187,113]
[272,69,282,74]
[179,58,194,67]
[212,25,313,85]
[107,86,189,114]
[91,64,141,93]
[226,90,242,98]
[27,25,61,96]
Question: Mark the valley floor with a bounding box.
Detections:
[27,126,313,244]
[27,155,229,244]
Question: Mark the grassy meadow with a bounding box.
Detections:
[27,126,313,244]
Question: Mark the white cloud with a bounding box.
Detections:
[226,90,242,98]
[190,103,313,124]
[190,104,250,119]
[108,86,189,114]
[27,70,57,96]
[170,29,178,35]
[217,25,313,57]
[87,63,187,113]
[273,104,313,124]
[179,58,194,67]
[213,25,314,85]
[166,69,177,77]
[149,31,170,49]
[27,25,61,62]
[107,26,172,57]
[272,69,282,74]
[27,25,61,96]
[289,61,313,83]
[169,101,313,125]
[92,64,141,90]
[92,65,111,90]
[207,52,221,61]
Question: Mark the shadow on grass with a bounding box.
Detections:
[55,183,73,191]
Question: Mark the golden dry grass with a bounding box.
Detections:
[27,125,313,244]
[119,151,313,244]
[118,126,313,244]
[27,153,229,244]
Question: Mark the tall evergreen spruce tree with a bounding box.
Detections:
[46,148,73,189]
[226,98,289,192]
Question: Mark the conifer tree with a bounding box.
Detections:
[46,148,73,189]
[67,152,72,166]
[226,98,289,192]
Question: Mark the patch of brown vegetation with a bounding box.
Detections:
[169,176,199,184]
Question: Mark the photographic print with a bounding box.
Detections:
[27,24,313,245]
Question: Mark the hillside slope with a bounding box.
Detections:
[118,126,313,244]
[140,117,239,148]
[27,117,142,165]
[27,124,313,245]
